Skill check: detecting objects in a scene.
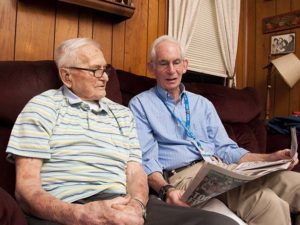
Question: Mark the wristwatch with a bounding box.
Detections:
[158,184,174,201]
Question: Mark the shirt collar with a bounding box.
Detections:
[156,83,186,102]
[62,85,109,113]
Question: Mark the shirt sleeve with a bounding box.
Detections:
[205,101,249,164]
[6,94,57,160]
[129,96,163,175]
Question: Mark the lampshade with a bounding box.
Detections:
[271,53,300,88]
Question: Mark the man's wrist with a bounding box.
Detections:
[158,184,175,201]
[132,198,147,219]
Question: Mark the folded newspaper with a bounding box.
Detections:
[181,127,298,207]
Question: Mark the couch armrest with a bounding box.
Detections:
[0,187,27,225]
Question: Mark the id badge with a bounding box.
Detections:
[191,140,213,163]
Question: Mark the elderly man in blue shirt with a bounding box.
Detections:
[129,35,300,225]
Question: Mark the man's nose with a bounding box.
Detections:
[98,72,109,81]
[166,63,176,73]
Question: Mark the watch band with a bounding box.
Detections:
[158,184,174,201]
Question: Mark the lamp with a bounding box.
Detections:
[264,53,300,120]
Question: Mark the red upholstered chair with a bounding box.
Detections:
[0,187,27,225]
[184,83,266,154]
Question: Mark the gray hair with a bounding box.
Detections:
[54,38,101,68]
[148,35,185,63]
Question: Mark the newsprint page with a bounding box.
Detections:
[182,127,298,207]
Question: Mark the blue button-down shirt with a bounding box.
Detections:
[129,84,248,175]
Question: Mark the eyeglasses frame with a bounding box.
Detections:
[65,64,112,78]
[153,58,184,71]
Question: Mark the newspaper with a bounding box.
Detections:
[181,127,298,207]
[291,126,298,160]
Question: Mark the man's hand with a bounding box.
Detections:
[165,189,189,207]
[268,149,294,161]
[112,197,145,219]
[148,172,189,207]
[269,149,299,170]
[240,149,299,170]
[75,196,144,225]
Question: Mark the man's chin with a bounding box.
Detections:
[94,91,106,101]
[164,83,180,90]
[98,94,106,100]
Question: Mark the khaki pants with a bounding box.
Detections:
[169,161,300,225]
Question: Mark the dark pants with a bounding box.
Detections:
[27,196,238,225]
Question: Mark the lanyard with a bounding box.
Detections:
[155,88,192,137]
[155,87,213,161]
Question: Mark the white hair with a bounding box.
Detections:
[148,35,185,63]
[54,38,101,68]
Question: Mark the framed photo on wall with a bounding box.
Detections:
[270,33,296,55]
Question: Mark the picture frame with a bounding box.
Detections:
[270,33,295,55]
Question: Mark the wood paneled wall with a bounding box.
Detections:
[237,0,300,118]
[1,0,299,118]
[0,0,166,77]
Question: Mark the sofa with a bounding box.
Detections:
[0,60,298,224]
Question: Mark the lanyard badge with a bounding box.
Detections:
[191,140,213,163]
[155,87,213,162]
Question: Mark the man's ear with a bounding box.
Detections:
[147,62,155,75]
[59,68,72,88]
[182,58,189,74]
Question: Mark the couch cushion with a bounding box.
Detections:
[105,67,122,104]
[0,128,15,196]
[0,187,27,225]
[0,61,62,126]
[184,83,263,123]
[224,119,266,153]
[116,70,156,106]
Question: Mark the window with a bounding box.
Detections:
[185,0,226,77]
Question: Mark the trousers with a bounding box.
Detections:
[26,195,238,225]
[168,161,300,225]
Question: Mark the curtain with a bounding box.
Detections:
[168,0,202,52]
[215,0,241,87]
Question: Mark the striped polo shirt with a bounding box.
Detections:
[6,86,141,203]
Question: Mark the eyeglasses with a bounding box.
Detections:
[155,59,183,71]
[66,64,112,78]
